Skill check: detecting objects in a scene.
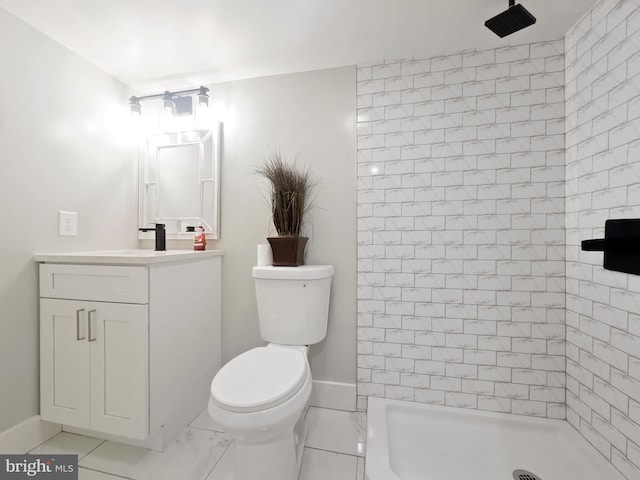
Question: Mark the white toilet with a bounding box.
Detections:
[208,264,334,480]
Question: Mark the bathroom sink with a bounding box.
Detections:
[82,249,183,257]
[33,249,223,265]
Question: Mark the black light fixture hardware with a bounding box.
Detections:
[582,219,640,275]
[485,0,536,38]
[128,85,209,116]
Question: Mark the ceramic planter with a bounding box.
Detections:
[267,236,308,266]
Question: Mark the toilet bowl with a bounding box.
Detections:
[208,264,333,480]
[208,345,312,480]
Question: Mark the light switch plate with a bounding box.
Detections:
[59,211,78,236]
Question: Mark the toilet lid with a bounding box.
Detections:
[211,346,308,413]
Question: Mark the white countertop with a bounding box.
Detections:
[34,249,224,266]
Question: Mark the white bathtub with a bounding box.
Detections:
[366,397,624,480]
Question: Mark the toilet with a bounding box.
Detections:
[208,264,334,480]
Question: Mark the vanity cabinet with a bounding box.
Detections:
[36,251,223,450]
[40,297,148,438]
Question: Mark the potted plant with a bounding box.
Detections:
[256,151,318,266]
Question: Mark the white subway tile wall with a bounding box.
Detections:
[565,1,640,479]
[356,38,567,416]
[356,2,640,477]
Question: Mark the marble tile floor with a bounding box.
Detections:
[27,407,367,480]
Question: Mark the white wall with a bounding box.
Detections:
[181,68,358,387]
[565,1,640,479]
[356,41,567,415]
[0,8,137,432]
[0,11,356,432]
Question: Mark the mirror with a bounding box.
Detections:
[138,124,222,239]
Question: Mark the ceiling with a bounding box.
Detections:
[0,0,594,92]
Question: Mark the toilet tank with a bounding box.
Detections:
[252,265,334,345]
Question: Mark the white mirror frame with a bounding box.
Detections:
[138,122,222,240]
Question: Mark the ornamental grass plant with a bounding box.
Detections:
[256,151,318,237]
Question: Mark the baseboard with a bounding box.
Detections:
[310,380,356,411]
[0,416,61,453]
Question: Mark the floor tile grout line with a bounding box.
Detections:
[27,431,63,454]
[201,437,234,480]
[78,437,107,461]
[26,431,107,461]
[304,445,365,459]
[356,457,367,480]
[187,425,227,435]
[78,466,132,479]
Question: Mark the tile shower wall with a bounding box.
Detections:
[356,40,566,417]
[565,1,640,479]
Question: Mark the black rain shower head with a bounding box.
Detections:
[485,1,536,38]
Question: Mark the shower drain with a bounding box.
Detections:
[513,470,542,480]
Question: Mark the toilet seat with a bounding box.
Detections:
[211,346,308,413]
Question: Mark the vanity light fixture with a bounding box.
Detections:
[162,91,175,113]
[197,86,209,107]
[128,85,210,116]
[129,96,142,115]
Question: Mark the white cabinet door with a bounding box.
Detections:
[41,299,149,438]
[90,302,149,439]
[40,299,91,427]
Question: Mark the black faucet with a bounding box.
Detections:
[138,223,166,251]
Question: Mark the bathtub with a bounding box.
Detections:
[366,397,624,480]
